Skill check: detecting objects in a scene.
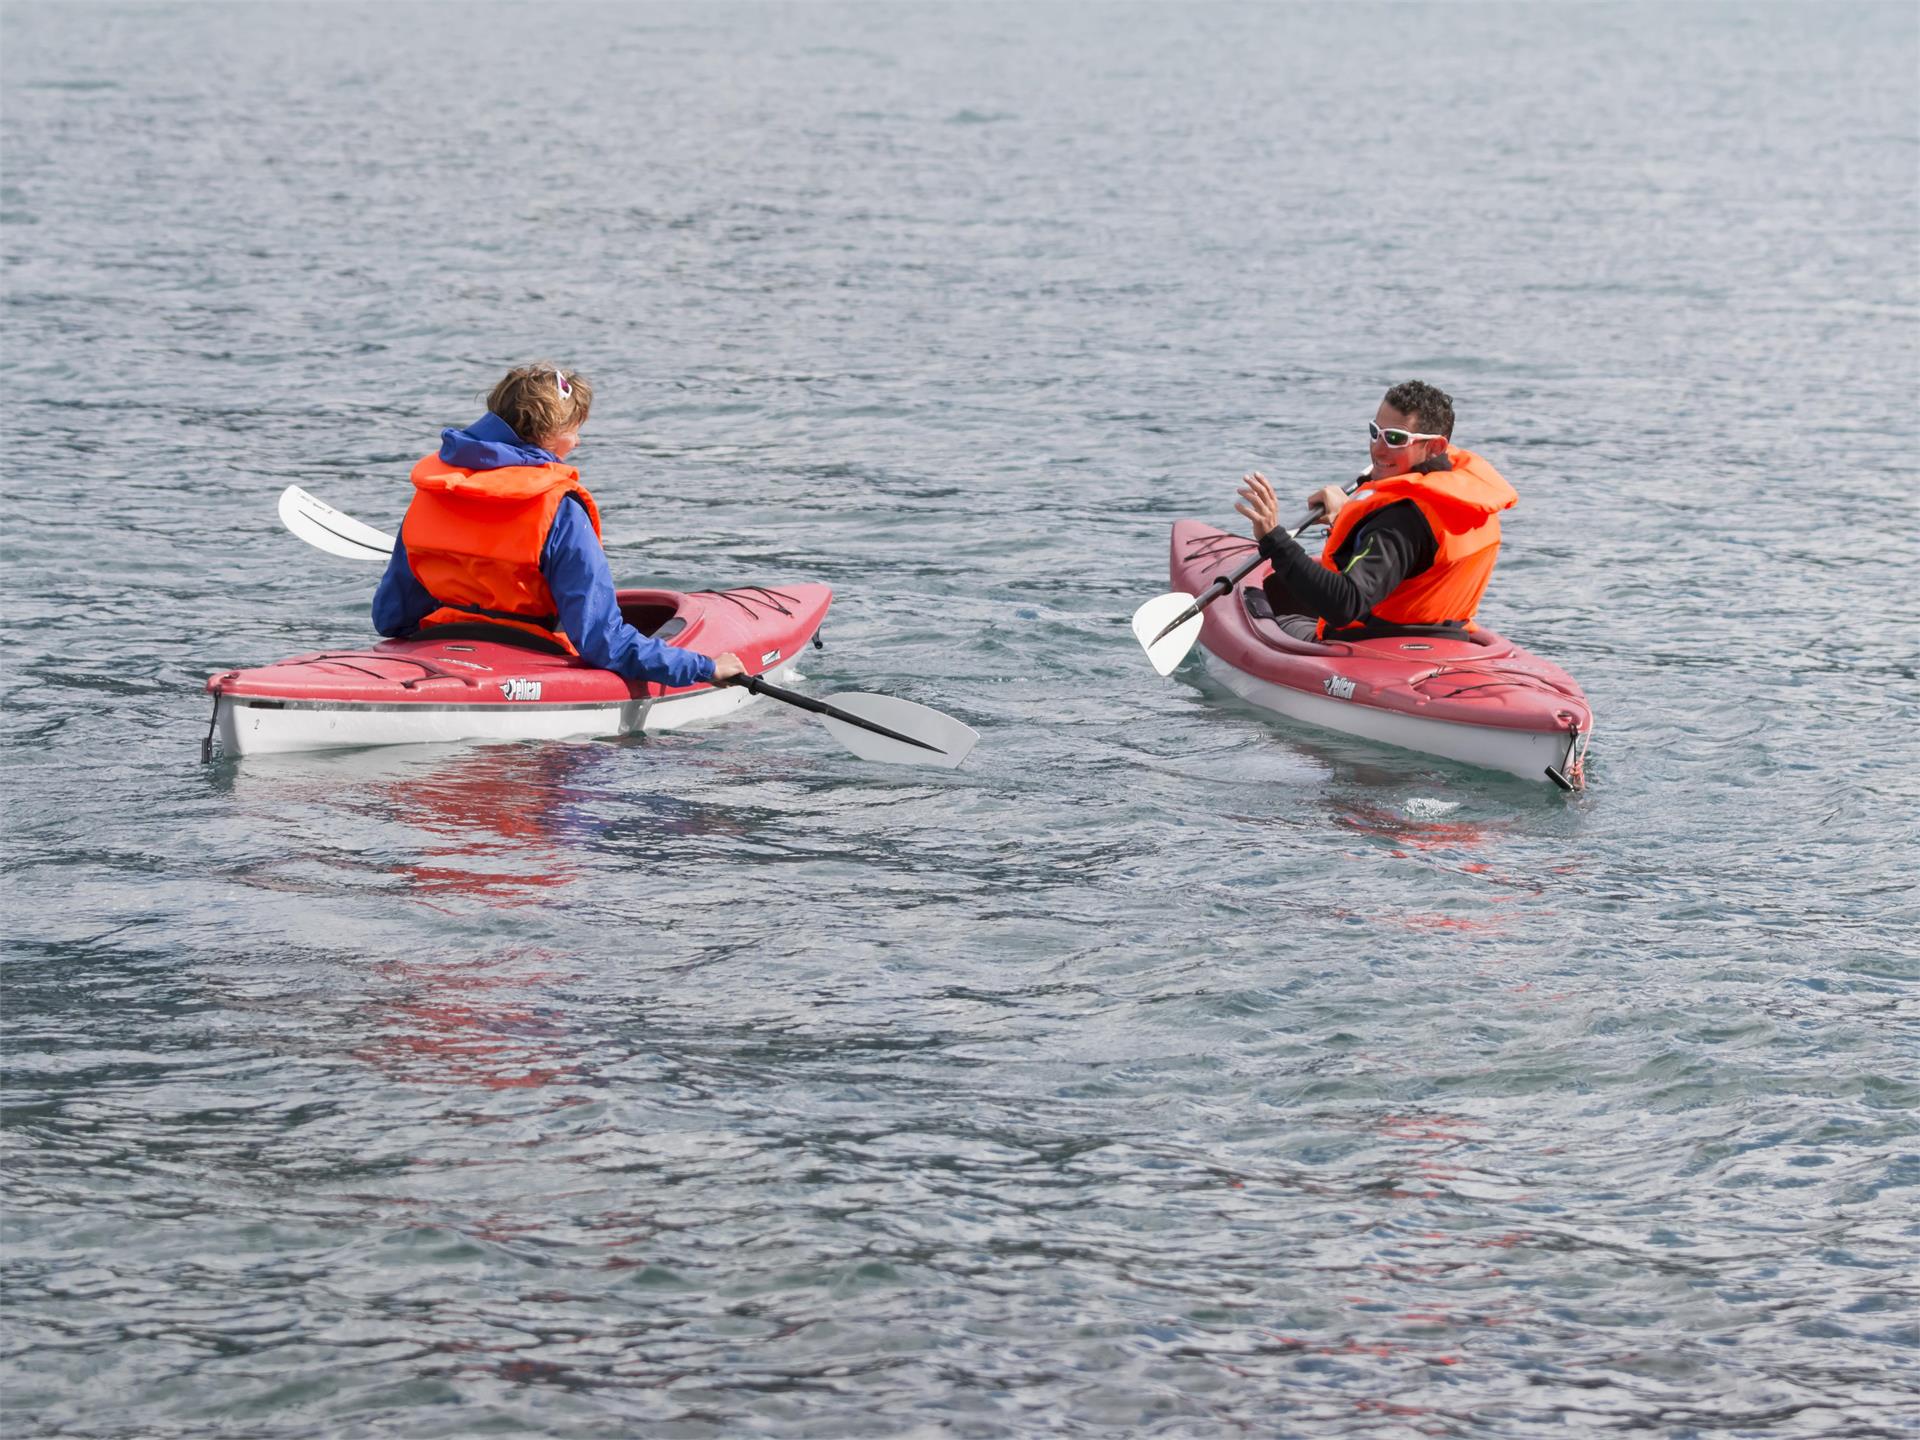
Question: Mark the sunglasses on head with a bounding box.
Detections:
[1369,420,1445,448]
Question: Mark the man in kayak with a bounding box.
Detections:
[373,364,744,685]
[1234,380,1519,640]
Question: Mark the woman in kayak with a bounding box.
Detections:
[372,364,743,685]
[1234,380,1518,641]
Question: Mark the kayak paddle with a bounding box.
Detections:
[1130,482,1357,675]
[727,675,978,769]
[278,485,396,561]
[275,486,979,768]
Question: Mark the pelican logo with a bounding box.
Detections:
[1323,676,1356,701]
[499,679,542,701]
[760,649,782,665]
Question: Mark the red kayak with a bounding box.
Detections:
[205,584,831,757]
[1169,521,1591,787]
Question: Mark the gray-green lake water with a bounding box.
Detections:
[4,3,1916,1435]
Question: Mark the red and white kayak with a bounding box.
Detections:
[205,584,831,758]
[1169,521,1592,787]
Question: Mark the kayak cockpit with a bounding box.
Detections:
[1239,586,1516,664]
[367,591,695,656]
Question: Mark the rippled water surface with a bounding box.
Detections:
[4,3,1917,1436]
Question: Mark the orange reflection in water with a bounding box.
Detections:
[1330,803,1556,939]
[1337,805,1499,854]
[354,948,594,1091]
[372,743,615,906]
[359,737,758,909]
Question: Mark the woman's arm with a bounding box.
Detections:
[541,499,718,687]
[371,536,438,636]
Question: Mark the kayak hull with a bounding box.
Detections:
[1201,649,1585,781]
[209,681,763,757]
[206,584,830,758]
[1169,521,1592,786]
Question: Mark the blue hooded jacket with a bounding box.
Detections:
[372,413,717,688]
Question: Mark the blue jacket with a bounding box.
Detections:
[372,414,717,688]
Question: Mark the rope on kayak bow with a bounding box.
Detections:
[1183,533,1258,566]
[296,653,485,690]
[1564,727,1587,790]
[1546,722,1587,792]
[696,585,805,619]
[1416,667,1585,703]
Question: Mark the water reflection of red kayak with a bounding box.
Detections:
[1171,522,1591,787]
[205,584,830,757]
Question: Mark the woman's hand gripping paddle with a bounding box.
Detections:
[276,487,980,769]
[1130,481,1356,675]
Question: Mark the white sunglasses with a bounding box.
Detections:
[1369,420,1444,448]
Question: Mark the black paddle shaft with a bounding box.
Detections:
[1149,491,1350,647]
[1149,557,1261,645]
[729,674,946,755]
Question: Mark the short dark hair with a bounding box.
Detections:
[1383,380,1454,439]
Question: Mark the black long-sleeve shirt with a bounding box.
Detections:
[1258,498,1437,629]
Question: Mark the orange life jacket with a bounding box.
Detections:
[400,455,603,652]
[1317,446,1517,636]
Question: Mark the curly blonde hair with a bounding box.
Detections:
[487,363,593,446]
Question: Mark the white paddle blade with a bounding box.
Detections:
[1131,592,1204,676]
[817,693,979,769]
[278,485,396,561]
